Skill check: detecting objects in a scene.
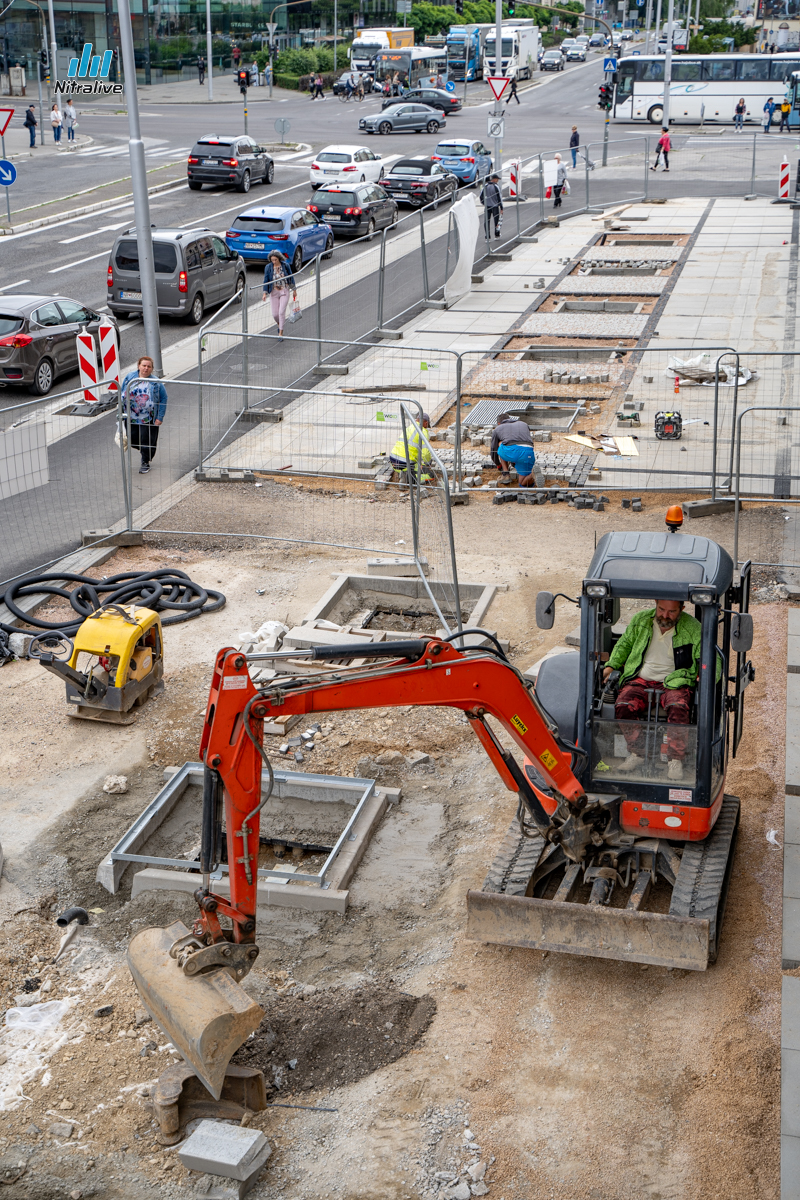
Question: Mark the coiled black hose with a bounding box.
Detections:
[1,568,226,637]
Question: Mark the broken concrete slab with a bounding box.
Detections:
[178,1120,271,1184]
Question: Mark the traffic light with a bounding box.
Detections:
[238,68,249,94]
[40,48,48,67]
[455,0,463,13]
[598,83,613,110]
[507,0,516,13]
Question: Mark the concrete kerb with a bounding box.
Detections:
[783,607,800,1197]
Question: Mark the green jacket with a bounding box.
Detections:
[608,608,701,690]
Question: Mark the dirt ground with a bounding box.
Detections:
[0,496,787,1200]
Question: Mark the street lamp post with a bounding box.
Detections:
[46,0,55,86]
[206,0,213,101]
[492,0,502,173]
[117,0,163,374]
[662,0,674,125]
[268,0,315,99]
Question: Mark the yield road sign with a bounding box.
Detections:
[603,56,617,72]
[487,75,510,102]
[0,159,16,186]
[266,21,278,36]
[488,115,505,139]
[0,107,13,136]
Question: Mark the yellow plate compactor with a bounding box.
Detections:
[34,604,164,723]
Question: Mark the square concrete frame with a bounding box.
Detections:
[302,573,500,636]
[97,762,400,914]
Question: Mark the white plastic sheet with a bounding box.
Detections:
[445,194,480,306]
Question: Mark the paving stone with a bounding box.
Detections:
[177,1121,271,1183]
[48,1122,75,1138]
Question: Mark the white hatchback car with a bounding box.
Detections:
[309,144,384,189]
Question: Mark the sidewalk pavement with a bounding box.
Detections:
[0,119,92,162]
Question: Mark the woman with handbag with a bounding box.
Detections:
[552,152,568,208]
[261,250,297,341]
[63,98,78,143]
[50,102,63,145]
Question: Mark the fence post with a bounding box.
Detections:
[538,154,544,225]
[711,356,721,500]
[420,208,430,302]
[197,334,204,473]
[725,353,742,491]
[377,228,386,330]
[515,179,521,240]
[315,254,322,367]
[585,145,590,212]
[733,410,743,567]
[125,380,134,530]
[444,212,453,287]
[455,353,463,492]
[241,286,249,410]
[118,384,132,533]
[644,137,649,200]
[747,133,757,199]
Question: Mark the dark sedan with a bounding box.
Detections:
[378,157,458,208]
[381,86,462,114]
[307,183,398,238]
[187,135,274,193]
[0,295,119,395]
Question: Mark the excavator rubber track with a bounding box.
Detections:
[466,795,740,971]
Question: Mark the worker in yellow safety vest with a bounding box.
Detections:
[389,414,434,482]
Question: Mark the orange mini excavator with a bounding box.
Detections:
[128,522,752,1099]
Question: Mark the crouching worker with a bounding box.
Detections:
[390,413,434,483]
[491,413,543,487]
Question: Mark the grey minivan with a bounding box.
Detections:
[107,227,247,325]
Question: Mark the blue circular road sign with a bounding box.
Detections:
[0,159,17,186]
[445,80,455,92]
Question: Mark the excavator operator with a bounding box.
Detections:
[601,598,700,782]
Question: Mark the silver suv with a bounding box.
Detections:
[107,227,246,325]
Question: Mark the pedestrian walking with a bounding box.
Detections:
[23,103,37,148]
[63,98,77,143]
[50,102,63,144]
[569,125,579,168]
[650,126,670,171]
[197,54,205,84]
[480,172,504,239]
[734,97,746,131]
[261,250,297,341]
[314,73,325,99]
[232,44,241,67]
[763,97,776,132]
[120,356,168,475]
[552,151,568,206]
[780,96,791,132]
[507,76,519,104]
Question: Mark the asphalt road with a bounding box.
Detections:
[0,53,615,407]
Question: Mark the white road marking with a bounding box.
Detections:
[48,249,110,273]
[0,278,30,291]
[59,220,131,245]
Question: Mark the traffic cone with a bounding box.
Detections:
[674,376,680,395]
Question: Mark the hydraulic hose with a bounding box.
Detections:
[0,568,225,638]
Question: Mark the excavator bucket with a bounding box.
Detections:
[127,921,263,1100]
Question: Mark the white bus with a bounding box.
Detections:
[373,47,448,89]
[613,51,800,125]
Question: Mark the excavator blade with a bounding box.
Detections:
[127,921,263,1100]
[466,890,711,971]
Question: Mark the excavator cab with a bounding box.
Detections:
[468,525,754,970]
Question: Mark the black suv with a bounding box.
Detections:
[378,157,458,207]
[307,183,398,239]
[381,86,462,114]
[187,136,275,193]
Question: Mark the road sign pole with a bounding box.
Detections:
[662,0,674,126]
[493,0,503,174]
[243,91,248,134]
[206,0,213,102]
[0,135,10,225]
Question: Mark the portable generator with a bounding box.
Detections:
[33,604,164,723]
[654,411,683,440]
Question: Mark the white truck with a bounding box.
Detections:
[483,24,540,81]
[349,27,414,73]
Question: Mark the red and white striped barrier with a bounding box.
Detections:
[780,156,790,200]
[509,158,522,199]
[76,331,101,404]
[98,319,120,393]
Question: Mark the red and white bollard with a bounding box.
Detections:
[76,331,101,404]
[509,158,522,199]
[780,156,790,200]
[98,319,120,393]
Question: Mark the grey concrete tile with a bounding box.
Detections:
[785,899,800,962]
[784,978,800,1051]
[790,609,800,638]
[784,1049,800,1136]
[788,675,800,789]
[781,1134,800,1198]
[786,845,800,899]
[786,796,800,848]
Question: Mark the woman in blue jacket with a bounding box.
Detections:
[120,355,168,474]
[261,250,297,340]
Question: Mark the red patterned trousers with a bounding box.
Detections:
[614,677,693,761]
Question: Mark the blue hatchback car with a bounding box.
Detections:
[225,205,334,271]
[431,139,493,186]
